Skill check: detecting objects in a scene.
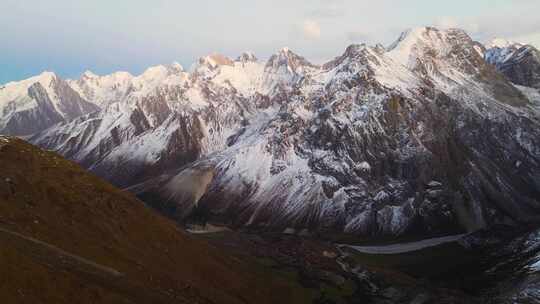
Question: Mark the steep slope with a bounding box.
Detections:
[485,40,540,90]
[0,136,303,304]
[0,72,99,135]
[386,27,527,106]
[26,27,540,238]
[476,228,540,303]
[67,63,187,107]
[484,39,524,67]
[31,60,260,187]
[132,28,540,237]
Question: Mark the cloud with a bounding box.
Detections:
[301,20,321,40]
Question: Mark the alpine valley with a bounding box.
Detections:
[2,26,540,303]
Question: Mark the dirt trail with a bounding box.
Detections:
[0,226,188,304]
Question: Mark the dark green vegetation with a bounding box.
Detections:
[191,230,474,303]
[193,227,540,304]
[193,230,362,304]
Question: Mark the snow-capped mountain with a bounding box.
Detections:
[68,63,187,107]
[485,39,540,90]
[0,72,99,135]
[4,26,540,237]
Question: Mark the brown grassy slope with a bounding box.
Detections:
[0,137,299,304]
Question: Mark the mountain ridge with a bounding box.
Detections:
[1,26,540,238]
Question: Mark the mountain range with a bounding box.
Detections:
[1,26,539,238]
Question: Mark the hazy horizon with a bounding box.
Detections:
[2,0,539,84]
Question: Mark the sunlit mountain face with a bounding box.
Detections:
[2,1,540,302]
[7,27,537,239]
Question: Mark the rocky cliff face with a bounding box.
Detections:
[0,72,99,135]
[6,27,539,237]
[486,41,540,90]
[30,61,254,187]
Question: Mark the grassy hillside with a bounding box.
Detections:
[0,136,303,304]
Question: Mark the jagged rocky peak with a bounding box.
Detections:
[387,26,476,67]
[74,70,134,87]
[0,70,99,135]
[484,38,526,66]
[9,70,59,89]
[87,70,134,82]
[81,70,99,79]
[487,38,523,49]
[197,53,235,68]
[168,61,184,73]
[486,40,540,89]
[343,43,369,55]
[374,43,386,54]
[0,70,59,104]
[236,51,258,63]
[323,43,374,69]
[387,26,443,51]
[67,70,135,107]
[36,70,58,84]
[384,25,526,102]
[266,47,317,72]
[190,53,236,79]
[140,62,185,79]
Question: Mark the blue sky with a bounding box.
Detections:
[1,0,539,84]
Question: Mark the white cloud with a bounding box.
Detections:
[302,20,321,40]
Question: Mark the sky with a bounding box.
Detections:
[1,0,540,84]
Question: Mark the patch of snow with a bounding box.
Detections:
[212,61,265,96]
[486,38,522,49]
[428,180,443,187]
[0,71,56,119]
[473,45,484,57]
[515,85,540,110]
[356,161,371,172]
[374,190,390,202]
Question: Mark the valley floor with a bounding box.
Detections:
[190,230,476,303]
[189,227,540,304]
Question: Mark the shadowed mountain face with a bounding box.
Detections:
[0,27,537,238]
[0,136,303,304]
[486,42,540,90]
